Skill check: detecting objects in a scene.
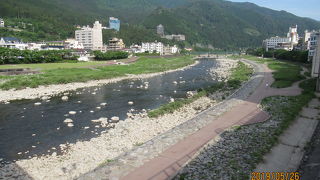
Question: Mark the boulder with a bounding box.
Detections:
[64,118,73,123]
[61,96,69,101]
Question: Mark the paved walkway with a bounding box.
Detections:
[121,61,305,180]
[255,99,319,172]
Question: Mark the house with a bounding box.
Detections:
[0,37,28,50]
[0,18,4,28]
[108,38,125,50]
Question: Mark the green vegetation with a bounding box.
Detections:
[247,48,309,63]
[0,56,194,90]
[0,47,78,64]
[0,61,109,70]
[148,61,253,118]
[134,52,160,56]
[1,0,320,48]
[93,51,129,61]
[233,55,304,88]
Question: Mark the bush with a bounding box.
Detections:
[0,47,77,64]
[93,51,129,61]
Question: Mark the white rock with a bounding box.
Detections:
[34,102,42,106]
[61,96,69,101]
[111,116,120,122]
[67,123,74,127]
[77,101,82,103]
[100,103,107,106]
[90,110,94,113]
[128,101,134,105]
[173,81,178,84]
[32,134,36,137]
[96,107,101,110]
[84,127,90,130]
[91,119,101,123]
[64,118,73,123]
[170,98,175,103]
[52,152,57,157]
[69,111,77,115]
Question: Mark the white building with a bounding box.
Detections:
[308,31,320,61]
[75,21,103,51]
[0,18,4,28]
[164,34,186,41]
[0,37,28,50]
[312,33,320,77]
[65,39,84,50]
[130,44,143,53]
[164,45,179,55]
[288,25,299,45]
[142,41,164,55]
[263,25,300,51]
[262,36,291,51]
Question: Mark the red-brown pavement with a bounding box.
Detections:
[121,62,303,180]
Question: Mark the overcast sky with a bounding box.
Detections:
[228,0,320,21]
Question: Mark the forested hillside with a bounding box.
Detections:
[0,0,319,49]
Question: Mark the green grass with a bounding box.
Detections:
[0,61,110,70]
[148,61,253,118]
[0,56,194,90]
[231,55,304,88]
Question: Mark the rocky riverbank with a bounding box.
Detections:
[0,58,239,180]
[0,60,201,103]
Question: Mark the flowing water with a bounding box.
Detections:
[0,59,220,163]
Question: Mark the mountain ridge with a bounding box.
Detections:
[0,0,319,49]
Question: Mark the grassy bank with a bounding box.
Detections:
[0,61,109,70]
[148,61,253,118]
[0,56,194,90]
[230,55,304,88]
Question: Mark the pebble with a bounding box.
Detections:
[69,111,77,115]
[67,123,74,127]
[34,102,42,106]
[128,101,134,105]
[64,118,73,123]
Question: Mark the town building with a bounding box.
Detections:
[288,25,299,46]
[64,39,84,50]
[0,37,28,50]
[164,45,179,55]
[164,34,186,41]
[142,41,164,55]
[262,36,291,51]
[109,17,120,31]
[308,31,320,61]
[0,18,4,28]
[130,44,144,53]
[108,38,125,50]
[75,21,103,51]
[263,25,300,51]
[312,33,320,78]
[157,24,164,36]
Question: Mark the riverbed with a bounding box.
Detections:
[0,58,237,179]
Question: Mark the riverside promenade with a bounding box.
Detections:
[79,59,304,180]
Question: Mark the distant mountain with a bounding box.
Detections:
[0,0,320,49]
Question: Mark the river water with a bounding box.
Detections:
[0,59,219,163]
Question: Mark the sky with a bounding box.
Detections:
[228,0,320,21]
